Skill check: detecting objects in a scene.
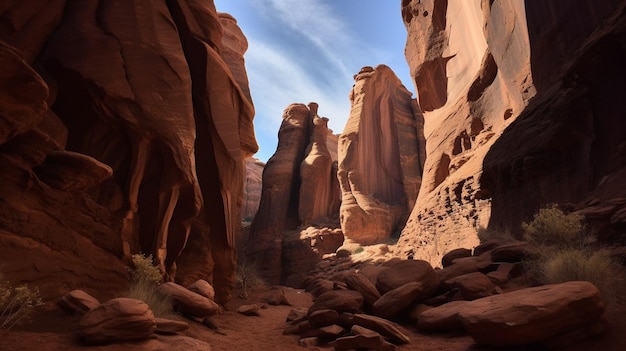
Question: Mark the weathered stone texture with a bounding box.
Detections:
[0,1,257,304]
[247,103,341,285]
[398,0,626,265]
[338,65,425,245]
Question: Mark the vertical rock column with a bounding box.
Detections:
[167,0,258,304]
[246,104,311,285]
[338,65,425,245]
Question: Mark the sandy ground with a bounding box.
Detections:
[1,284,625,351]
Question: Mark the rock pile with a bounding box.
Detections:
[295,240,607,349]
[58,279,222,344]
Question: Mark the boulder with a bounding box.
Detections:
[78,298,156,343]
[157,282,220,317]
[57,290,100,315]
[344,273,381,307]
[262,286,291,306]
[486,262,523,284]
[459,281,607,347]
[308,309,340,328]
[308,290,364,315]
[154,317,189,334]
[286,307,309,323]
[237,304,263,316]
[417,300,470,332]
[338,313,410,345]
[301,324,345,339]
[437,256,485,282]
[186,279,215,301]
[446,272,496,300]
[376,260,439,295]
[372,282,425,320]
[441,248,472,267]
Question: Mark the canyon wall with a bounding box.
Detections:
[398,0,626,264]
[0,0,256,304]
[338,65,425,245]
[246,103,340,284]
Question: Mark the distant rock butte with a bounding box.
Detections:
[247,103,341,285]
[398,0,626,265]
[338,65,425,245]
[0,1,256,304]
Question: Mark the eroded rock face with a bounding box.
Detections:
[338,65,425,245]
[398,0,626,265]
[242,157,264,221]
[247,103,340,285]
[0,1,257,303]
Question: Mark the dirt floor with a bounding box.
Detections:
[1,283,625,351]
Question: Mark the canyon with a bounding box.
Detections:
[1,0,626,350]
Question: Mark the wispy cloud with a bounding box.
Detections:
[252,0,358,80]
[246,38,350,134]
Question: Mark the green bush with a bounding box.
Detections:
[0,281,44,330]
[126,254,176,319]
[128,254,162,284]
[522,206,584,248]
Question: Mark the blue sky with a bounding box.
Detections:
[214,0,414,162]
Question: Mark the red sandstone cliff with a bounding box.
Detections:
[0,0,256,303]
[246,103,341,284]
[338,65,425,245]
[398,0,626,264]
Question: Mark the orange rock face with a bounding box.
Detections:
[338,65,425,245]
[0,1,257,303]
[398,0,626,264]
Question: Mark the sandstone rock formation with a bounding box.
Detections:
[398,0,626,265]
[0,1,257,304]
[242,157,264,221]
[338,65,425,245]
[247,103,341,285]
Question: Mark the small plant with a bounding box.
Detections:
[128,254,162,284]
[536,248,623,307]
[0,281,44,330]
[126,254,176,319]
[522,206,585,248]
[236,255,266,300]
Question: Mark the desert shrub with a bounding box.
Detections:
[522,206,585,248]
[236,255,266,300]
[0,281,44,330]
[128,253,162,284]
[477,225,517,244]
[535,248,623,306]
[126,254,176,319]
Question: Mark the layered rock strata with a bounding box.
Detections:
[398,0,626,264]
[0,1,257,303]
[338,65,425,245]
